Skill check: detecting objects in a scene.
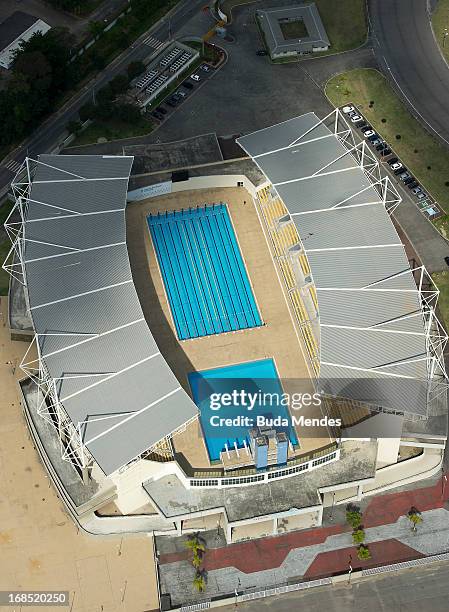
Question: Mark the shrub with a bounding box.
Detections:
[357,544,371,560]
[352,528,365,545]
[346,504,362,529]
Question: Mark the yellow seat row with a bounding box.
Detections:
[278,257,296,289]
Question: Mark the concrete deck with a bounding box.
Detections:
[126,186,331,470]
[143,440,377,523]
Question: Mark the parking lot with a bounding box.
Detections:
[341,103,445,222]
[146,3,332,143]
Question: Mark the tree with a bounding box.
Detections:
[357,544,371,560]
[192,570,206,593]
[67,120,82,135]
[110,74,130,96]
[127,60,145,80]
[408,507,423,532]
[88,20,104,40]
[96,84,113,105]
[115,103,141,123]
[352,528,365,545]
[346,504,362,529]
[185,533,206,556]
[79,101,95,122]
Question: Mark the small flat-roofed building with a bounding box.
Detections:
[257,3,330,59]
[0,11,51,70]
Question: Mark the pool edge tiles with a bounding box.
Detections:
[147,204,263,340]
[188,358,299,463]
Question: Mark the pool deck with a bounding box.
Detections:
[126,187,331,469]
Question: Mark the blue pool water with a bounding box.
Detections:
[189,358,299,462]
[148,204,262,340]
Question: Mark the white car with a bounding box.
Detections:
[390,162,402,170]
[364,130,375,138]
[190,74,200,82]
[342,105,355,114]
[350,114,363,123]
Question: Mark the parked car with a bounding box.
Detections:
[201,64,211,72]
[176,90,187,98]
[364,130,376,138]
[183,81,194,90]
[360,125,372,133]
[407,181,419,189]
[370,138,383,146]
[368,134,380,142]
[355,121,367,129]
[376,143,386,151]
[190,74,200,81]
[380,148,392,156]
[256,49,268,56]
[411,186,423,195]
[399,171,411,180]
[151,111,163,120]
[403,176,415,185]
[445,256,449,268]
[387,157,399,165]
[416,192,427,200]
[393,167,406,175]
[350,114,363,122]
[156,106,167,114]
[342,105,355,113]
[390,162,403,170]
[166,99,176,107]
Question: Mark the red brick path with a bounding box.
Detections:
[159,473,448,575]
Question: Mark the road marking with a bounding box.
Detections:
[4,160,22,173]
[142,35,164,49]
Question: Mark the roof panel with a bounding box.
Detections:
[22,155,198,475]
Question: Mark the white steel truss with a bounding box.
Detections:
[2,157,198,475]
[242,109,448,418]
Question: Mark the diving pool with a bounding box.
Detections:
[188,358,299,462]
[148,204,262,340]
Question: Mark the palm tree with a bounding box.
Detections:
[357,544,371,560]
[185,532,206,555]
[352,527,365,545]
[193,570,206,593]
[408,506,423,532]
[346,504,362,529]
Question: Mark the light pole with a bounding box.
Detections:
[329,491,336,522]
[347,554,353,584]
[442,470,447,500]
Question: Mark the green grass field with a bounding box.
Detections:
[326,69,449,233]
[70,116,152,147]
[314,0,367,53]
[432,271,449,331]
[432,0,449,65]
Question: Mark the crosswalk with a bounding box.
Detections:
[4,159,22,174]
[142,35,164,49]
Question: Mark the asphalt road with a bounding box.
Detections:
[223,562,449,612]
[0,0,206,194]
[369,0,449,148]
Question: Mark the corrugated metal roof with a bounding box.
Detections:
[21,155,198,475]
[237,114,429,417]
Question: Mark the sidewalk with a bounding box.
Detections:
[158,473,449,607]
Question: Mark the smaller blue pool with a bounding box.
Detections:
[189,358,299,462]
[148,204,262,340]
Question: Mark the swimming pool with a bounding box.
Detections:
[189,358,299,462]
[148,204,262,340]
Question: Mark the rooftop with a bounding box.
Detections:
[13,155,199,476]
[0,11,39,51]
[237,112,436,417]
[144,440,377,522]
